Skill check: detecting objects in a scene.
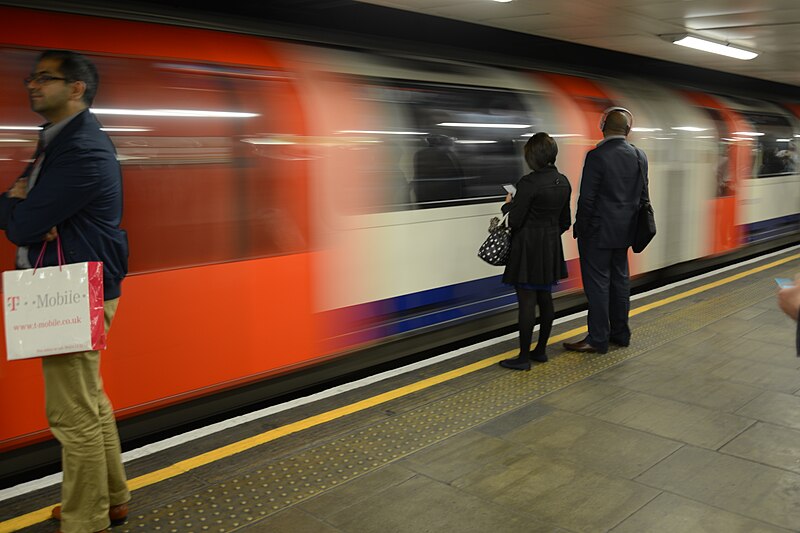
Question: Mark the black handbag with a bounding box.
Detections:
[632,148,656,253]
[478,213,511,266]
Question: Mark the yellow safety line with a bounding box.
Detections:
[2,251,798,532]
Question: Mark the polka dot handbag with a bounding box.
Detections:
[477,213,511,266]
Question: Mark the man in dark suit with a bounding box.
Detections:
[564,108,650,354]
[0,50,129,533]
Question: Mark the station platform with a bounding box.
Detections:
[3,247,800,533]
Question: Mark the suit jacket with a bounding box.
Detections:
[501,167,571,285]
[0,109,128,300]
[574,138,650,249]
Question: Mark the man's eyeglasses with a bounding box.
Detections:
[24,74,69,86]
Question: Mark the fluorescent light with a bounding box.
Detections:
[492,0,513,2]
[91,108,258,118]
[671,126,707,132]
[670,35,758,60]
[0,126,41,131]
[100,127,152,132]
[438,122,531,129]
[339,130,426,135]
[0,139,30,143]
[455,140,497,144]
[550,134,582,138]
[732,131,764,136]
[777,139,792,142]
[241,138,296,145]
[631,127,662,132]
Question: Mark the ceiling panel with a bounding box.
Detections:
[356,0,800,87]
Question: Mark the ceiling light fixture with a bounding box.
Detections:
[438,122,531,129]
[664,34,758,61]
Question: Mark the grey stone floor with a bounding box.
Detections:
[7,251,800,532]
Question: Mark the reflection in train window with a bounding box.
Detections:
[87,56,308,273]
[352,80,539,211]
[739,112,796,178]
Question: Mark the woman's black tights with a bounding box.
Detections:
[516,287,554,359]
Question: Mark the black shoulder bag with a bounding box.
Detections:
[632,148,656,253]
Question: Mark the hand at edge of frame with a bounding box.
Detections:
[778,274,800,321]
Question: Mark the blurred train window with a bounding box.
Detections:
[0,49,308,273]
[739,112,796,177]
[87,56,308,273]
[350,80,537,211]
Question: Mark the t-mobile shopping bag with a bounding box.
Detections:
[3,262,105,360]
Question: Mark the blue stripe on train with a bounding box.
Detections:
[744,214,800,243]
[324,275,517,347]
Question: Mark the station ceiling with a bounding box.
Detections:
[357,0,800,87]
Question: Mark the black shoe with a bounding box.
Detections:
[530,351,548,363]
[499,356,531,371]
[610,338,630,347]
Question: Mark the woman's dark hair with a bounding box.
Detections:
[37,50,99,106]
[524,132,558,170]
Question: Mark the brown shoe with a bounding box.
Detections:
[52,502,128,525]
[55,530,108,533]
[563,340,607,354]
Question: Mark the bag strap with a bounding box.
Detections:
[632,146,649,207]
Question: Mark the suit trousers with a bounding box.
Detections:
[42,298,130,533]
[578,239,631,351]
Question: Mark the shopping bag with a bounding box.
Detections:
[3,241,105,360]
[478,213,511,266]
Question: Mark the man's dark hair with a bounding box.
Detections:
[37,50,99,106]
[524,132,558,170]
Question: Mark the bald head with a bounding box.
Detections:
[603,110,631,137]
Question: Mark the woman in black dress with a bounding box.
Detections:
[500,133,572,370]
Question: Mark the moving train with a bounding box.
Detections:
[0,5,798,473]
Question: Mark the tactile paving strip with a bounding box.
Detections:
[118,274,786,532]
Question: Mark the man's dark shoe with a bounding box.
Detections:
[563,340,607,354]
[610,338,630,347]
[499,355,531,371]
[52,503,128,525]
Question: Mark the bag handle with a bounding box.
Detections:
[32,235,64,274]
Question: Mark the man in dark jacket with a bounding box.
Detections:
[564,108,650,354]
[0,50,129,533]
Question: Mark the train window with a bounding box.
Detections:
[89,56,308,273]
[738,112,796,178]
[348,80,537,211]
[0,49,308,274]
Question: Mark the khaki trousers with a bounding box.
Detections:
[42,298,130,533]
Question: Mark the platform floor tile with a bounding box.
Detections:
[721,421,800,474]
[451,452,660,533]
[636,446,800,531]
[610,492,792,533]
